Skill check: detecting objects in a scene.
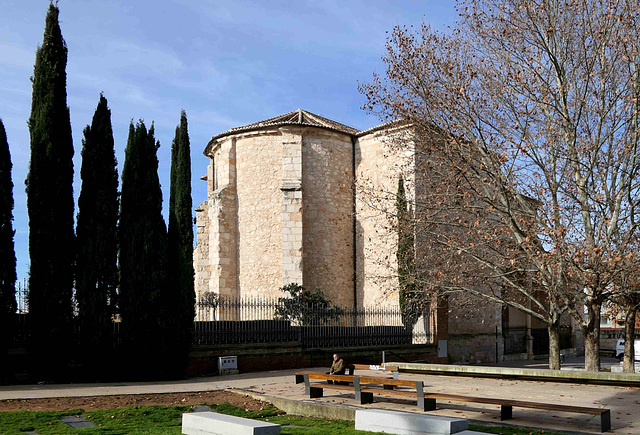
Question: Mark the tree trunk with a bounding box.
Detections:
[583,299,602,372]
[623,305,637,373]
[548,321,561,370]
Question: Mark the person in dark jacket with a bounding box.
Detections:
[326,353,346,384]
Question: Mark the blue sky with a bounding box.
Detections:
[0,0,457,285]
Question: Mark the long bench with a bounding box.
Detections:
[296,372,611,432]
[299,372,427,410]
[422,392,611,432]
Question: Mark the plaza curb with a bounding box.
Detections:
[236,388,357,421]
[393,362,640,386]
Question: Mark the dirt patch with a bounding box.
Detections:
[0,390,270,412]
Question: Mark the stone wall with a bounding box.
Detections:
[194,200,209,303]
[448,333,501,364]
[196,126,359,305]
[208,137,239,301]
[354,127,414,309]
[234,131,285,299]
[302,129,354,306]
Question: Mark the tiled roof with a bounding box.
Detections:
[356,119,406,137]
[206,109,361,152]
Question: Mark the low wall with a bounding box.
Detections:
[392,361,640,387]
[2,342,439,384]
[187,342,439,376]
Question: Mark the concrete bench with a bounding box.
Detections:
[351,363,400,379]
[423,392,611,432]
[355,408,468,435]
[182,411,280,435]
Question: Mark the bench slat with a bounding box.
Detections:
[306,373,354,382]
[357,375,416,387]
[360,388,419,398]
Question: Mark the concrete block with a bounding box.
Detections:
[60,415,97,429]
[355,409,468,435]
[182,411,280,435]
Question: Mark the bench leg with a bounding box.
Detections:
[360,391,373,404]
[383,384,394,390]
[392,371,399,379]
[500,405,512,420]
[600,410,611,432]
[423,398,436,411]
[295,374,304,384]
[309,387,324,399]
[303,373,311,395]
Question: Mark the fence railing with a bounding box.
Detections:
[193,296,434,347]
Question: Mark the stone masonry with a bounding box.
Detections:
[193,109,513,362]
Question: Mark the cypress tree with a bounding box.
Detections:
[119,121,167,379]
[25,4,75,379]
[396,176,419,328]
[76,94,119,374]
[166,110,195,377]
[0,120,17,368]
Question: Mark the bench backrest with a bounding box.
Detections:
[306,372,355,382]
[358,375,419,388]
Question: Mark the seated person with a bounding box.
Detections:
[326,353,347,384]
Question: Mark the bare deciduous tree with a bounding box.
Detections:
[361,0,640,371]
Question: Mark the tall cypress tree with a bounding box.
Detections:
[0,119,17,363]
[25,4,75,379]
[76,94,119,372]
[167,110,195,377]
[396,176,419,328]
[119,121,167,379]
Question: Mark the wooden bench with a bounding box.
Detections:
[422,392,611,432]
[298,373,427,410]
[295,373,611,432]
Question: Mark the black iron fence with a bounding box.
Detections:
[193,295,433,347]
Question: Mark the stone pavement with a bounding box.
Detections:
[1,366,638,434]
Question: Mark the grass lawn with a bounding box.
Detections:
[0,402,564,434]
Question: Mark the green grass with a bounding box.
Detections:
[0,403,564,435]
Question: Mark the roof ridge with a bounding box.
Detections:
[206,109,361,150]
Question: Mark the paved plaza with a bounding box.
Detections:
[0,362,638,434]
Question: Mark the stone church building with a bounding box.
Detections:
[193,109,565,363]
